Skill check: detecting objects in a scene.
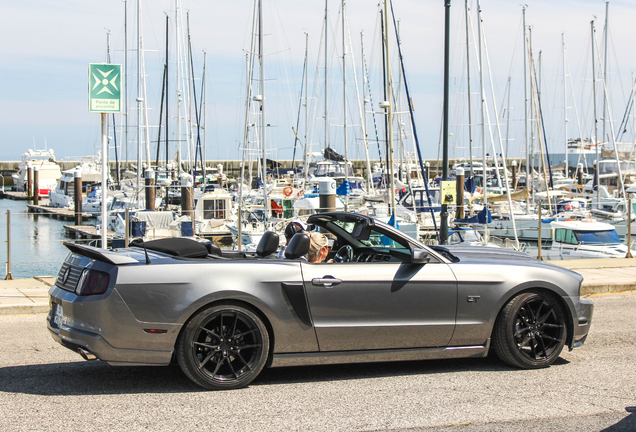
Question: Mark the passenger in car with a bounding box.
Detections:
[277,220,308,259]
[308,232,332,263]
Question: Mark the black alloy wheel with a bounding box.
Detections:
[177,304,269,390]
[493,291,567,369]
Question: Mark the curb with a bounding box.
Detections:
[581,284,636,297]
[0,303,49,315]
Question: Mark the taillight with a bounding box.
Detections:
[75,269,110,296]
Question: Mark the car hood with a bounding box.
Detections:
[432,244,533,261]
[434,244,583,282]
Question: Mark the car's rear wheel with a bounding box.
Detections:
[493,291,567,369]
[177,303,269,390]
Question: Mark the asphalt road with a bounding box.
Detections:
[0,292,634,432]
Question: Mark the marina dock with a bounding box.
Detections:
[0,191,31,200]
[64,225,114,242]
[27,203,93,221]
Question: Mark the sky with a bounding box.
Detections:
[1,0,635,166]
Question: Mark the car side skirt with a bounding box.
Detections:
[270,339,491,368]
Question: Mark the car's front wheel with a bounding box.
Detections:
[493,291,567,369]
[177,303,269,390]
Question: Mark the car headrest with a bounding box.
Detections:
[256,231,280,257]
[203,241,222,257]
[285,232,310,259]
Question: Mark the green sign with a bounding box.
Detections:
[89,63,122,113]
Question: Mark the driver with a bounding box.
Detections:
[307,232,333,263]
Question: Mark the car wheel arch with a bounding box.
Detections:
[489,283,575,350]
[175,298,276,367]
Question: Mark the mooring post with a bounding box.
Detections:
[537,205,542,261]
[26,164,33,198]
[180,174,194,222]
[455,167,465,220]
[5,210,12,280]
[74,170,83,226]
[318,177,336,213]
[145,168,156,211]
[627,197,633,258]
[33,166,40,205]
[125,208,130,248]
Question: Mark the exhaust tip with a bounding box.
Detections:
[78,347,97,361]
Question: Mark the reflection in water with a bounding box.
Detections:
[1,200,71,278]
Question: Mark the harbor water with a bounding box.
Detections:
[0,200,71,279]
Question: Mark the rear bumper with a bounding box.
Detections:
[47,318,173,366]
[47,313,173,366]
[47,286,175,366]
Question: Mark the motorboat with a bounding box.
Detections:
[526,220,635,260]
[11,149,62,196]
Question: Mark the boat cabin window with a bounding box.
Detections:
[555,228,578,245]
[203,199,226,220]
[574,229,620,245]
[449,229,481,244]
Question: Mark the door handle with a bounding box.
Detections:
[312,277,342,288]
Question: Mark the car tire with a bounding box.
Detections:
[493,291,567,369]
[177,303,270,390]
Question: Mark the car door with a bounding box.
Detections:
[301,257,458,352]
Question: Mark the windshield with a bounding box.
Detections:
[331,219,414,251]
[574,229,620,244]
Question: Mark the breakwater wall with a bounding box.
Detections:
[0,158,521,187]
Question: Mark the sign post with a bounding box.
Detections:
[89,63,122,249]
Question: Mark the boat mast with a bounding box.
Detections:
[186,12,195,176]
[505,76,512,162]
[136,0,142,193]
[258,0,269,224]
[175,0,182,176]
[303,32,310,190]
[383,0,396,221]
[480,5,520,249]
[477,0,488,242]
[238,52,250,251]
[202,50,207,184]
[602,1,609,144]
[106,29,111,167]
[591,20,600,208]
[324,0,329,151]
[360,31,374,192]
[562,33,568,177]
[522,5,530,212]
[465,0,474,180]
[124,0,129,175]
[529,25,536,205]
[342,0,348,211]
[165,14,169,169]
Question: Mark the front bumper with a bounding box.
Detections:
[571,296,594,349]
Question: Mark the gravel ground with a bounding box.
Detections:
[0,292,634,432]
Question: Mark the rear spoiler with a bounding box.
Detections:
[63,242,139,265]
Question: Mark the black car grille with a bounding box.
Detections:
[56,263,84,292]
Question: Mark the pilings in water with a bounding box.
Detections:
[33,166,40,205]
[455,167,464,220]
[145,169,155,211]
[318,177,336,213]
[74,170,82,226]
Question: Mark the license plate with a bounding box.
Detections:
[53,304,64,327]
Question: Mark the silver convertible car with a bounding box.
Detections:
[48,212,593,390]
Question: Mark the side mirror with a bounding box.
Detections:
[411,249,431,264]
